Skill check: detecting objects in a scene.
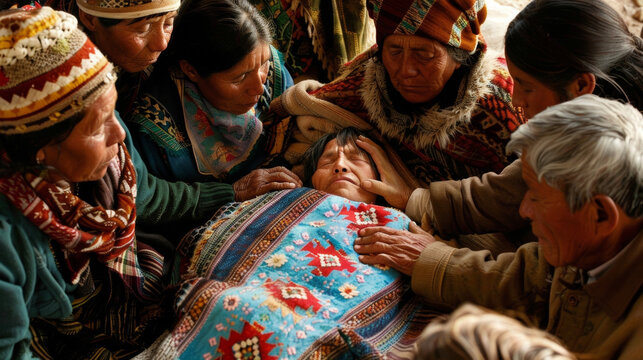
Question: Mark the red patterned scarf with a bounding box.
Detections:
[0,144,162,301]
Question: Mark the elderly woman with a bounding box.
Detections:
[74,0,299,206]
[271,0,524,186]
[361,0,643,239]
[0,7,241,358]
[357,95,643,358]
[125,0,297,189]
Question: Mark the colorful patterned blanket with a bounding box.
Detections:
[138,188,440,359]
[251,0,375,80]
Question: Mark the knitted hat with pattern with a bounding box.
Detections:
[368,0,487,53]
[77,0,180,19]
[0,7,115,135]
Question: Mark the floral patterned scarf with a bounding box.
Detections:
[180,79,266,181]
[0,144,162,301]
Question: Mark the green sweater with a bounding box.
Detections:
[0,115,234,359]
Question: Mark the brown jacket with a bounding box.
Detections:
[406,159,528,236]
[411,224,643,359]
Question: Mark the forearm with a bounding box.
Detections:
[406,159,528,236]
[412,242,552,312]
[135,173,234,227]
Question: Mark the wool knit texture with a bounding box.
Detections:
[76,0,180,19]
[0,7,115,135]
[368,0,487,53]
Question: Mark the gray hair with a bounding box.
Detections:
[507,94,643,217]
[414,304,574,360]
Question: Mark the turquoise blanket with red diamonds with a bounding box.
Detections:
[140,188,440,359]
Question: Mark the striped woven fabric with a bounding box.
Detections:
[368,0,487,52]
[138,188,442,359]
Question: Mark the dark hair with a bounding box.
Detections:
[505,0,643,110]
[0,112,83,174]
[0,0,28,9]
[164,0,272,77]
[301,127,380,187]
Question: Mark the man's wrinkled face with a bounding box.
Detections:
[519,157,601,268]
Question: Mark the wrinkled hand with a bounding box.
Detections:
[233,166,303,201]
[353,222,435,276]
[356,136,414,210]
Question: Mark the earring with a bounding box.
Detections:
[35,152,47,179]
[35,149,46,166]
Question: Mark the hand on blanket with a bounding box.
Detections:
[354,221,435,276]
[356,136,414,210]
[233,166,303,201]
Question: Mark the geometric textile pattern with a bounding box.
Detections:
[141,188,442,359]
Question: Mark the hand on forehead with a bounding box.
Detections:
[312,138,378,204]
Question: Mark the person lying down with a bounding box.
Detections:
[137,128,440,359]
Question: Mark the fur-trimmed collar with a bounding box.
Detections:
[359,50,500,148]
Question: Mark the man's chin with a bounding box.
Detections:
[540,245,563,267]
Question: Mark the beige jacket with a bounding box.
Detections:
[411,230,643,359]
[406,159,528,237]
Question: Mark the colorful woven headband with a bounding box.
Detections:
[368,0,487,53]
[77,0,180,19]
[0,7,115,135]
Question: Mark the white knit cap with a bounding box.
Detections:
[76,0,180,19]
[0,7,115,135]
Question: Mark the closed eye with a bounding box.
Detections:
[233,73,248,84]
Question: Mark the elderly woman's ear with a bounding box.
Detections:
[356,136,414,210]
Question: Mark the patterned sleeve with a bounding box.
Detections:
[257,45,294,115]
